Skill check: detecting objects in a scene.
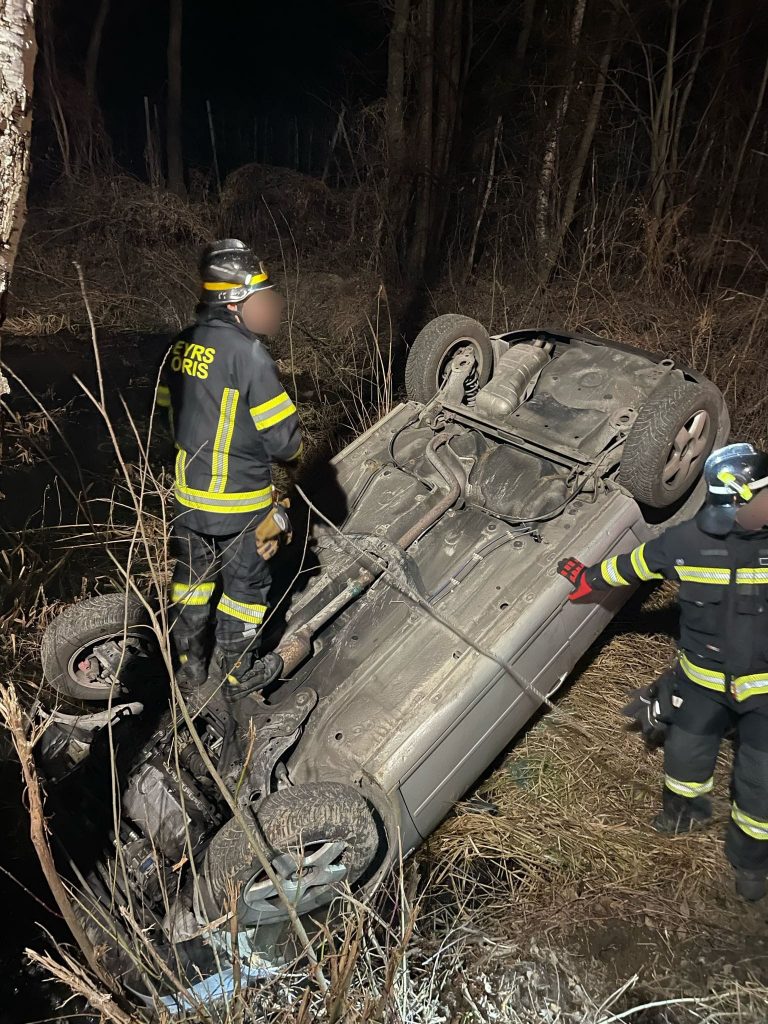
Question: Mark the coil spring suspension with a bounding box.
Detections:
[464,370,479,405]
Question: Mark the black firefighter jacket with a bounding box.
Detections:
[157,310,301,536]
[586,514,768,705]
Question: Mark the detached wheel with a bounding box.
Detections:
[405,314,493,404]
[41,593,154,701]
[202,782,379,928]
[618,376,721,508]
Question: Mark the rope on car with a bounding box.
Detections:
[293,484,594,743]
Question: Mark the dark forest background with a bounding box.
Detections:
[7,0,768,440]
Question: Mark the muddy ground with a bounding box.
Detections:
[0,331,767,1022]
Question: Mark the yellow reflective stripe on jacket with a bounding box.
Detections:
[600,555,630,587]
[679,652,727,692]
[732,673,768,702]
[674,565,731,584]
[630,543,664,582]
[250,391,296,431]
[732,803,768,840]
[664,774,714,799]
[217,594,266,624]
[156,384,171,408]
[175,448,188,488]
[175,482,272,514]
[173,445,272,514]
[679,653,768,702]
[171,581,215,606]
[210,387,239,493]
[736,568,768,585]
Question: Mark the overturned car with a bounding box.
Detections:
[37,315,728,1006]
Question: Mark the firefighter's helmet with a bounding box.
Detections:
[199,239,273,306]
[700,443,768,533]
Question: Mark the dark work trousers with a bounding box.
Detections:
[170,522,271,655]
[664,676,768,871]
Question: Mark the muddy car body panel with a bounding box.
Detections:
[278,326,727,854]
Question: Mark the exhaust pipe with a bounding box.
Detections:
[276,433,463,675]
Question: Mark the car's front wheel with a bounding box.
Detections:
[201,782,380,929]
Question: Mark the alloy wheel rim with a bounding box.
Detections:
[242,840,349,917]
[662,409,711,490]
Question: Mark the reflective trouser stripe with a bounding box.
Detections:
[210,387,239,492]
[679,652,727,693]
[674,566,731,583]
[600,555,629,587]
[665,774,714,799]
[732,804,768,840]
[171,581,215,606]
[217,594,266,624]
[630,544,663,582]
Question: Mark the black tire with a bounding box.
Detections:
[405,314,493,404]
[41,593,151,701]
[203,782,379,928]
[618,376,721,508]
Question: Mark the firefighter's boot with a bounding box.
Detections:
[213,645,283,699]
[174,632,208,692]
[735,869,767,903]
[652,790,712,835]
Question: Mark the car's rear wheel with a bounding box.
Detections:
[405,314,494,404]
[618,376,721,508]
[202,782,379,929]
[41,593,155,702]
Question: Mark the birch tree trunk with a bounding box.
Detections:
[0,0,37,394]
[544,7,618,277]
[535,0,588,279]
[647,0,679,225]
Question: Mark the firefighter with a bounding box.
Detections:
[557,443,768,901]
[156,239,302,698]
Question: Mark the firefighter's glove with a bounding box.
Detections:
[557,557,593,601]
[255,499,293,561]
[623,670,681,747]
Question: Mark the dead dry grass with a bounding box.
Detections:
[4,166,768,1019]
[423,581,768,1013]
